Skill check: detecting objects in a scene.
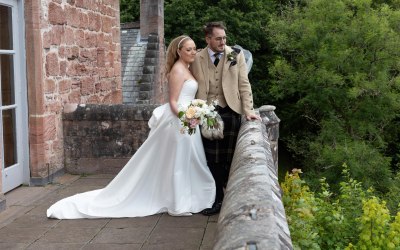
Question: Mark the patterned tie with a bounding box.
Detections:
[213,53,220,66]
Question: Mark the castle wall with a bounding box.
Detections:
[24,0,122,183]
[62,104,156,174]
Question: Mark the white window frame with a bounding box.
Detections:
[0,0,29,193]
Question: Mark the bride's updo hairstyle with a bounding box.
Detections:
[165,35,193,74]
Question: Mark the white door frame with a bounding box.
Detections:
[0,0,29,193]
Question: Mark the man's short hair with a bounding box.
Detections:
[203,22,227,37]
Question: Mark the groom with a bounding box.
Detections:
[191,22,260,216]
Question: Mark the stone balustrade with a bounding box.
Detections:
[213,105,292,250]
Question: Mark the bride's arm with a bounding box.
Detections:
[168,67,185,116]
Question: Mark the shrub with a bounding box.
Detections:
[282,166,400,249]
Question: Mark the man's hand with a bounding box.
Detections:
[246,114,262,121]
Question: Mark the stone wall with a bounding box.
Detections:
[25,0,122,184]
[43,1,122,104]
[213,106,292,249]
[62,104,157,174]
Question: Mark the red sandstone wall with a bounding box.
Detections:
[43,0,122,104]
[25,0,122,179]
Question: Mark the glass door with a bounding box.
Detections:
[0,0,28,193]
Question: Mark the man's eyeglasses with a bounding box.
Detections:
[209,36,227,42]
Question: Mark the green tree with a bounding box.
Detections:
[120,0,140,23]
[164,0,275,105]
[372,0,400,8]
[268,0,400,194]
[165,0,273,49]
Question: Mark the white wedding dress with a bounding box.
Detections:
[47,79,216,219]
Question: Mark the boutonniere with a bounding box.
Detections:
[227,47,241,67]
[227,51,238,67]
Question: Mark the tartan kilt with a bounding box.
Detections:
[202,106,241,165]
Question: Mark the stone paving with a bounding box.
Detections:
[0,174,218,250]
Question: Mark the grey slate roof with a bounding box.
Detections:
[121,25,147,104]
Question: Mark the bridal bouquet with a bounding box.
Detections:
[178,99,220,135]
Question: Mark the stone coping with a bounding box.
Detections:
[213,107,293,249]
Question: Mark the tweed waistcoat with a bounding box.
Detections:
[207,54,227,107]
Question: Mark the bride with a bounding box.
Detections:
[47,35,216,219]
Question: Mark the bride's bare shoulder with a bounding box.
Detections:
[170,62,186,74]
[168,64,186,83]
[170,62,191,79]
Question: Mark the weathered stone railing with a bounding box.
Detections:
[214,105,293,250]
